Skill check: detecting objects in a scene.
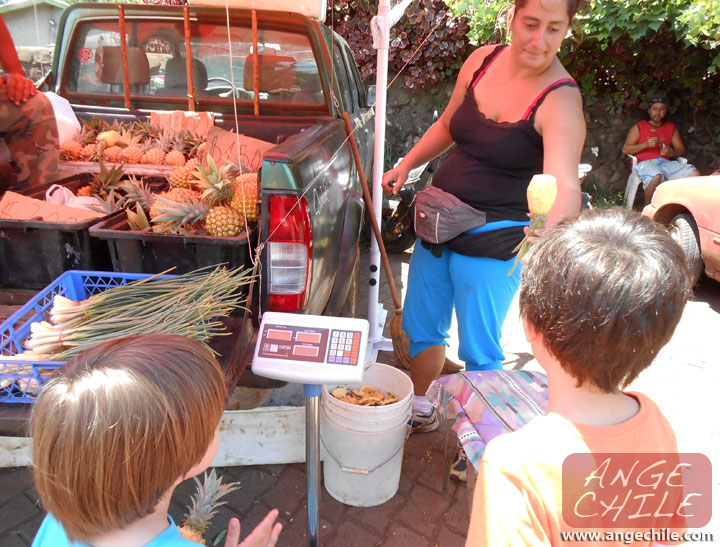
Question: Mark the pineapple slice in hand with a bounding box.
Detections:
[508,174,557,275]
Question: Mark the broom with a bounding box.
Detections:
[342,113,462,374]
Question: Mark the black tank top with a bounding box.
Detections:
[432,45,579,223]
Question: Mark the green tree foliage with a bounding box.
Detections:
[328,0,719,118]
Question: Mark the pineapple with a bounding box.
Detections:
[230,172,258,223]
[185,157,201,171]
[149,188,202,220]
[97,129,121,148]
[165,132,187,167]
[141,137,167,165]
[178,469,240,545]
[133,120,161,142]
[81,116,110,139]
[60,138,83,161]
[120,176,155,210]
[141,147,166,165]
[87,189,126,214]
[127,202,151,231]
[181,130,205,159]
[168,165,195,190]
[119,130,144,164]
[81,142,98,161]
[508,174,557,275]
[194,156,234,206]
[165,149,186,167]
[196,141,207,159]
[151,193,211,233]
[76,185,93,197]
[102,145,123,163]
[88,162,125,198]
[204,205,243,237]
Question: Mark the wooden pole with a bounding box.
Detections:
[118,5,131,110]
[341,112,402,312]
[183,5,195,111]
[252,9,259,116]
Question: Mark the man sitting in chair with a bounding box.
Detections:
[622,94,699,203]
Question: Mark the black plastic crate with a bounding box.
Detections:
[0,176,167,289]
[0,175,112,289]
[89,214,254,274]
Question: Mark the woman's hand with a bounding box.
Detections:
[382,165,409,195]
[523,225,545,245]
[224,509,283,547]
[0,72,37,106]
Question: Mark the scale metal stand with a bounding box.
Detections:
[252,312,370,546]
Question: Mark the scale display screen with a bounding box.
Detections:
[252,312,369,384]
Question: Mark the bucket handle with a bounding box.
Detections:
[320,425,411,475]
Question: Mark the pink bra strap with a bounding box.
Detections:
[470,45,507,89]
[522,78,577,120]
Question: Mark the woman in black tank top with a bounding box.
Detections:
[381,0,586,435]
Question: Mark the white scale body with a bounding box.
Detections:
[252,312,370,385]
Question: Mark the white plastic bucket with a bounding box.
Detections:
[320,362,413,507]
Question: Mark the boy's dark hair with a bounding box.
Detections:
[519,208,691,392]
[31,334,227,543]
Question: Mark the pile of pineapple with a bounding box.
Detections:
[130,156,258,237]
[59,117,206,168]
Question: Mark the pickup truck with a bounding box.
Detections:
[5,2,374,399]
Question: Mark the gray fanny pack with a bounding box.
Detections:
[414,186,486,244]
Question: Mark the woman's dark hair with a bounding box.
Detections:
[515,0,584,20]
[519,208,691,393]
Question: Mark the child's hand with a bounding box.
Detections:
[225,509,282,547]
[523,225,545,245]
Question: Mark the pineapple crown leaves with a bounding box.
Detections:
[193,156,234,206]
[119,129,142,149]
[90,163,125,197]
[182,469,241,537]
[120,176,154,210]
[151,193,211,233]
[88,189,126,214]
[81,116,110,137]
[127,202,150,231]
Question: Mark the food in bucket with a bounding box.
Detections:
[330,385,399,406]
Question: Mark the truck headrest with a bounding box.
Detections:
[95,46,150,86]
[243,54,297,93]
[164,56,208,93]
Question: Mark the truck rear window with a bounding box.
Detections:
[63,18,325,109]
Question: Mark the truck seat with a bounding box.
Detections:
[164,56,208,95]
[95,46,150,86]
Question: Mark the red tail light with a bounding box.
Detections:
[266,194,313,311]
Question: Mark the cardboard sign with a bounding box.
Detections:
[0,192,105,223]
[205,126,274,172]
[150,111,215,137]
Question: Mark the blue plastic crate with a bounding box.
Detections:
[0,270,172,403]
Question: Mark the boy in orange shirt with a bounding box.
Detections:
[466,208,693,546]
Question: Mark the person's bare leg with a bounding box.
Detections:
[410,344,446,396]
[644,174,662,203]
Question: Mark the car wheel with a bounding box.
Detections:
[668,213,703,283]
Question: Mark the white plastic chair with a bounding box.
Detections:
[624,154,687,209]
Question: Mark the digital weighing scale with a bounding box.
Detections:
[252,312,370,546]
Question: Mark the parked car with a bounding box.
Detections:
[642,176,720,283]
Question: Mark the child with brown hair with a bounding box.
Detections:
[30,334,282,547]
[466,208,693,546]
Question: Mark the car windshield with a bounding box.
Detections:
[63,17,325,111]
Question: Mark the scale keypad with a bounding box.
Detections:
[328,329,361,365]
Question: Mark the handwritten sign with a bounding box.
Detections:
[0,192,105,223]
[150,111,215,137]
[205,126,274,172]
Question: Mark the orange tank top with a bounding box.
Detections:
[635,120,675,162]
